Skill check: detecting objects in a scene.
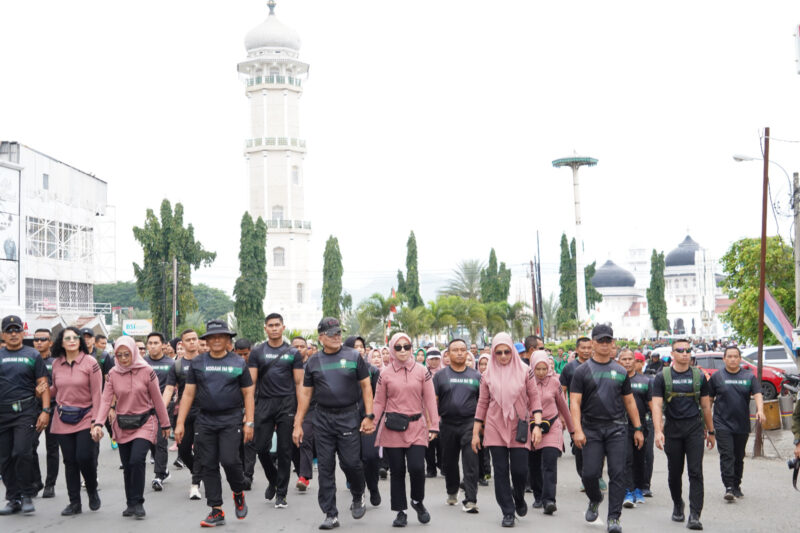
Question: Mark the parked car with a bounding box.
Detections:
[694,352,785,400]
[740,345,799,375]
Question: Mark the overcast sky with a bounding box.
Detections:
[2,1,799,307]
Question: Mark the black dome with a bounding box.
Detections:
[665,235,700,267]
[591,260,636,288]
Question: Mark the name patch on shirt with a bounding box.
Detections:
[321,359,358,371]
[204,365,243,376]
[1,356,35,367]
[449,377,479,389]
[631,382,649,391]
[723,379,751,387]
[592,370,625,383]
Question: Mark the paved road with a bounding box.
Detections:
[3,434,798,532]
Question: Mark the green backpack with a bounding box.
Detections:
[663,366,703,409]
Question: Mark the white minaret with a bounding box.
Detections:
[238,1,316,330]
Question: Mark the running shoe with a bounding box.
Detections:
[319,515,339,529]
[633,488,645,504]
[350,496,366,519]
[623,490,635,508]
[111,439,118,450]
[585,499,601,522]
[462,501,479,514]
[393,510,407,527]
[641,488,653,497]
[724,487,735,501]
[190,484,202,500]
[173,458,185,469]
[275,496,287,509]
[152,478,164,492]
[233,491,248,519]
[200,508,225,527]
[296,477,310,492]
[599,478,607,491]
[410,500,430,524]
[732,487,744,498]
[446,493,458,505]
[607,518,622,533]
[265,483,276,501]
[501,514,515,527]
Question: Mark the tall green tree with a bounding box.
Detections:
[646,249,669,334]
[556,234,576,326]
[440,259,484,300]
[396,270,407,295]
[193,283,235,322]
[584,259,603,310]
[480,249,511,303]
[405,231,423,308]
[322,236,344,319]
[133,200,215,336]
[720,236,794,343]
[233,213,267,342]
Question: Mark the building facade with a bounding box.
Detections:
[237,2,317,330]
[0,141,113,335]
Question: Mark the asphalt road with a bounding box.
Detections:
[3,434,798,533]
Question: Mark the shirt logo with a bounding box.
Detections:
[204,365,243,377]
[1,356,35,367]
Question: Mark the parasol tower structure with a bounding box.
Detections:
[552,152,598,323]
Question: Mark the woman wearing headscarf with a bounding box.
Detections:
[369,348,384,369]
[49,326,104,516]
[414,348,426,364]
[373,333,439,527]
[91,336,172,519]
[529,351,574,515]
[472,333,543,527]
[381,346,392,367]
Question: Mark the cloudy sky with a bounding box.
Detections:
[2,1,799,307]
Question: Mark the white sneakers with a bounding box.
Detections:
[189,484,202,500]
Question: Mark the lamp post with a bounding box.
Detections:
[553,153,598,323]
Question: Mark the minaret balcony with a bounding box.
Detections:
[265,218,312,233]
[246,75,302,88]
[245,137,306,152]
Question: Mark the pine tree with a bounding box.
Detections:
[397,270,407,295]
[556,234,577,326]
[646,249,669,334]
[233,213,267,342]
[480,248,512,303]
[133,200,216,335]
[322,236,344,319]
[585,260,603,310]
[405,231,423,308]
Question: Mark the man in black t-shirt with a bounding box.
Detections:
[31,328,59,499]
[652,338,715,531]
[707,346,764,500]
[175,321,254,527]
[293,317,375,530]
[0,315,50,515]
[570,325,643,533]
[559,336,592,482]
[144,331,174,490]
[247,313,304,508]
[290,336,316,490]
[434,339,481,513]
[618,349,652,507]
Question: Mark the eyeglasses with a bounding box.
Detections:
[33,337,50,342]
[395,344,413,352]
[116,352,132,358]
[494,349,512,356]
[673,348,691,354]
[63,335,79,341]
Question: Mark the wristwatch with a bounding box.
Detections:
[365,413,375,420]
[707,430,715,436]
[42,406,52,414]
[633,426,643,432]
[244,422,254,428]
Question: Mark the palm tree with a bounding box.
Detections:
[484,301,509,336]
[428,296,457,339]
[393,306,432,344]
[507,301,532,340]
[358,292,401,341]
[439,259,484,300]
[542,293,560,340]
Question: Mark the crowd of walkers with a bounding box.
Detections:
[0,312,777,531]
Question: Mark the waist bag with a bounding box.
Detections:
[57,405,91,425]
[384,412,421,432]
[117,409,155,430]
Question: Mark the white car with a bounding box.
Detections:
[741,346,799,375]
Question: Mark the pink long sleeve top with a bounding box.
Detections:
[95,365,171,445]
[373,360,439,448]
[533,375,575,450]
[49,353,103,435]
[475,368,543,449]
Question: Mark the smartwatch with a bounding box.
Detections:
[365,413,375,420]
[633,426,643,432]
[41,406,52,415]
[244,422,254,428]
[707,430,715,436]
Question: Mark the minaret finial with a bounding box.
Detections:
[268,0,276,15]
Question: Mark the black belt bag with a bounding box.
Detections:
[0,396,36,414]
[384,412,422,432]
[540,415,559,435]
[117,409,155,430]
[57,405,92,425]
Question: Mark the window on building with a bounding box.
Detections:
[683,278,688,289]
[297,283,304,303]
[58,281,93,311]
[273,247,285,267]
[292,166,299,185]
[271,205,284,220]
[25,278,57,311]
[270,67,280,76]
[42,173,49,190]
[26,217,93,261]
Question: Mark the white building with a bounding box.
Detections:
[237,1,318,330]
[0,141,114,336]
[589,259,653,339]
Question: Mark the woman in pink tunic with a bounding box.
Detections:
[91,336,171,519]
[49,326,103,516]
[529,351,574,515]
[373,332,439,527]
[471,333,543,528]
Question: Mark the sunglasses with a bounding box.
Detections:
[116,352,132,358]
[673,348,691,354]
[494,349,512,356]
[4,328,22,333]
[395,344,413,352]
[33,337,50,342]
[63,335,80,341]
[595,337,613,344]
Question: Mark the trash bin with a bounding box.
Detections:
[763,399,781,430]
[779,394,795,430]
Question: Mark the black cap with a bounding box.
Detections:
[591,324,614,340]
[200,319,236,339]
[317,317,342,337]
[1,315,23,332]
[80,328,94,337]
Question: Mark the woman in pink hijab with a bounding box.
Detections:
[471,333,543,527]
[529,350,574,515]
[91,336,171,519]
[373,333,439,528]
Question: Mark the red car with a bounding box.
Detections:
[694,352,785,400]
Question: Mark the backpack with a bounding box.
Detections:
[663,366,703,408]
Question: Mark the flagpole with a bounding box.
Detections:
[754,127,770,458]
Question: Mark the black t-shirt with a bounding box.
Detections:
[302,346,369,408]
[93,348,114,377]
[358,364,380,416]
[433,365,481,421]
[652,367,710,421]
[559,358,585,392]
[42,355,55,385]
[570,358,632,424]
[708,367,761,434]
[0,346,48,403]
[629,373,652,426]
[248,341,303,399]
[145,355,175,393]
[186,351,253,428]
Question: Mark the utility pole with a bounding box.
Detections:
[794,172,800,326]
[530,260,539,335]
[172,258,178,338]
[754,126,770,458]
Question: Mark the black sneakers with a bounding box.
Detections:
[370,490,381,507]
[585,500,600,522]
[319,515,340,529]
[724,487,735,501]
[264,483,276,501]
[0,499,21,515]
[20,496,34,514]
[501,514,515,527]
[672,500,685,522]
[42,486,55,499]
[350,496,366,519]
[61,502,82,516]
[133,503,146,520]
[274,495,288,509]
[732,487,744,498]
[607,518,622,533]
[543,501,557,515]
[410,500,430,524]
[233,491,248,519]
[687,513,703,530]
[88,491,101,511]
[122,505,135,517]
[200,508,225,527]
[392,510,408,527]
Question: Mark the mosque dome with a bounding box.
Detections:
[665,235,700,267]
[591,260,636,288]
[244,2,301,52]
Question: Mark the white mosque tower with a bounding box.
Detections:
[238,1,317,330]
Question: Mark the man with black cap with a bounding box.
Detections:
[570,324,644,533]
[0,315,51,515]
[247,313,304,508]
[652,337,714,531]
[293,317,375,530]
[175,320,255,527]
